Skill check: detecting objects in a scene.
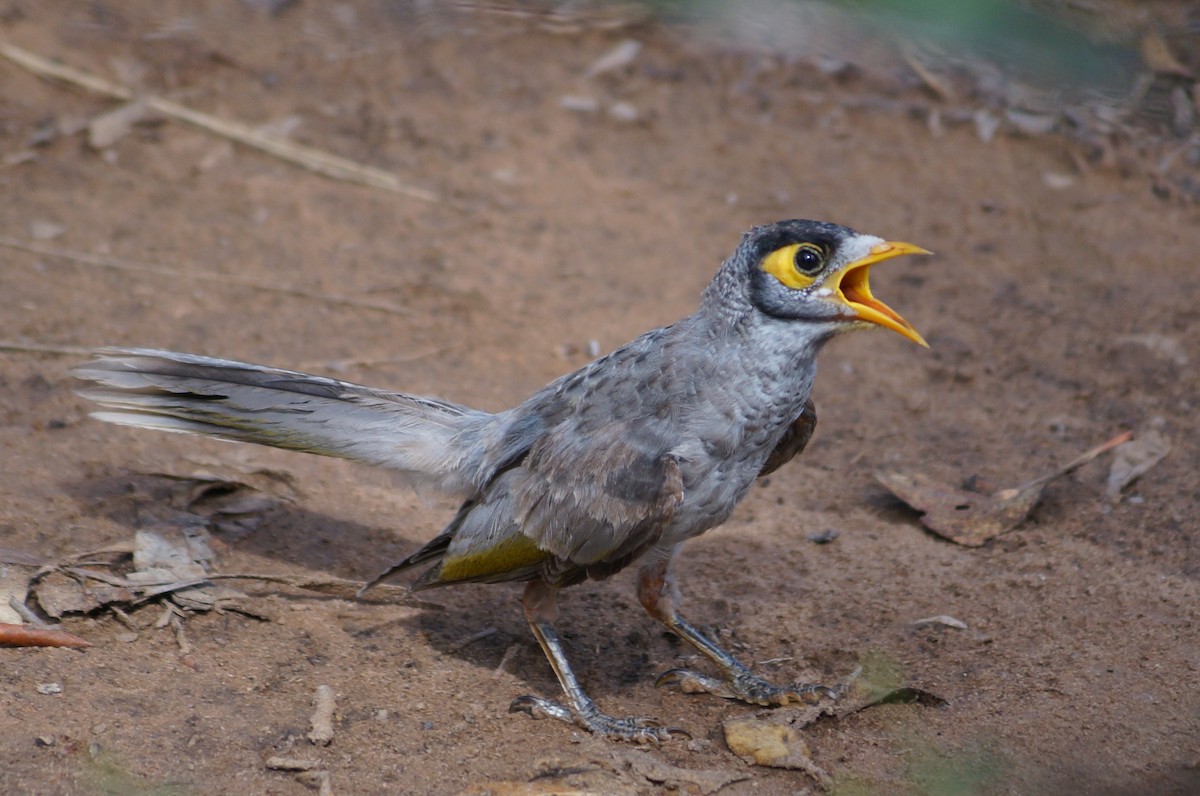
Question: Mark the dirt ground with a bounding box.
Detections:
[2,2,1198,794]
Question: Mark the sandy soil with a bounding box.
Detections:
[1,3,1197,794]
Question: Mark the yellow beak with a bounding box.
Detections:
[827,241,930,347]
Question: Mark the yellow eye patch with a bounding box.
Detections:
[761,243,824,290]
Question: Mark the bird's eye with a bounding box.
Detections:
[793,244,825,275]
[760,243,826,290]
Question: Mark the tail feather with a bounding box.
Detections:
[73,348,491,497]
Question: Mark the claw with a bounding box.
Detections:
[655,668,736,698]
[509,692,690,743]
[509,694,573,722]
[802,683,841,702]
[657,666,837,707]
[660,725,694,741]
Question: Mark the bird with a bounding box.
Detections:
[72,219,928,743]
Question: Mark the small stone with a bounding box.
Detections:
[912,615,968,630]
[559,95,599,113]
[607,102,639,122]
[29,220,66,240]
[1042,172,1074,190]
[1006,109,1057,136]
[583,39,642,79]
[36,683,63,696]
[973,109,1000,143]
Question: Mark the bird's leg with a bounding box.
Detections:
[638,553,837,706]
[508,580,689,743]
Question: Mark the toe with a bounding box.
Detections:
[655,668,737,698]
[508,694,573,722]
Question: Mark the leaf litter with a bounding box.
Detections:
[2,469,409,649]
[876,430,1137,546]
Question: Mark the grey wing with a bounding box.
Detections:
[506,418,684,573]
[759,398,817,477]
[381,430,682,590]
[73,348,493,497]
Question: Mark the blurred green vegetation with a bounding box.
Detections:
[838,0,1135,87]
[644,0,1139,91]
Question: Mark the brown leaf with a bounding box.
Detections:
[33,571,134,618]
[878,470,1046,552]
[876,468,1042,546]
[878,432,1131,546]
[0,621,90,648]
[722,717,832,788]
[1140,31,1193,77]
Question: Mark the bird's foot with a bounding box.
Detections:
[656,667,838,707]
[509,694,691,745]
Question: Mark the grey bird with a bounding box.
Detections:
[73,219,928,743]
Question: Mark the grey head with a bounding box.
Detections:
[702,219,929,346]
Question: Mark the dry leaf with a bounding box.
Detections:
[875,468,1043,546]
[1105,427,1171,502]
[878,432,1131,546]
[723,718,832,788]
[33,571,135,618]
[1139,31,1193,77]
[0,622,90,648]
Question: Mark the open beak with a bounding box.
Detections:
[827,241,930,347]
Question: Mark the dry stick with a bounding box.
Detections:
[449,625,497,652]
[0,42,439,203]
[170,614,192,655]
[0,235,412,318]
[307,685,337,746]
[996,430,1135,499]
[0,340,96,357]
[492,644,520,677]
[8,596,59,630]
[202,572,430,605]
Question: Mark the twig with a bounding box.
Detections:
[0,235,412,318]
[154,604,176,629]
[265,757,320,771]
[492,643,520,677]
[205,572,415,601]
[110,606,140,632]
[0,340,95,357]
[8,597,59,630]
[298,346,455,371]
[307,685,337,746]
[999,430,1134,498]
[299,770,334,796]
[170,614,192,654]
[0,42,439,202]
[449,625,497,652]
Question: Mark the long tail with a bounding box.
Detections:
[73,348,492,497]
